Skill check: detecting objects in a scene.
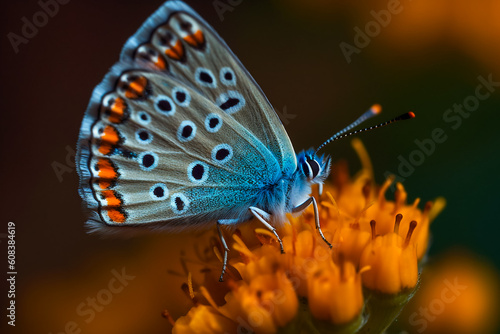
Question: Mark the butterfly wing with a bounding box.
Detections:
[77,1,296,233]
[77,63,282,232]
[120,1,297,175]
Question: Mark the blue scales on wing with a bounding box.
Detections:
[76,1,297,232]
[120,1,297,174]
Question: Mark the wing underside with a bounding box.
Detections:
[77,1,296,232]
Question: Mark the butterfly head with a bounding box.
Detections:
[296,150,331,184]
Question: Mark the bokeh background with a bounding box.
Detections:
[1,0,499,333]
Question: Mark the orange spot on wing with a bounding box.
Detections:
[98,126,120,155]
[102,190,122,207]
[102,126,119,144]
[99,180,112,189]
[154,56,166,70]
[96,158,116,179]
[183,30,205,48]
[107,208,126,223]
[96,158,118,189]
[125,76,148,99]
[98,144,112,155]
[108,97,127,123]
[165,40,184,60]
[126,82,143,97]
[94,159,126,223]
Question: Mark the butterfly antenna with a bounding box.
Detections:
[315,104,382,152]
[315,108,415,153]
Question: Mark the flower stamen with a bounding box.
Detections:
[428,197,446,222]
[378,175,395,208]
[394,213,403,235]
[404,220,418,247]
[423,201,433,216]
[354,201,374,225]
[232,234,255,260]
[322,191,340,221]
[393,182,407,214]
[411,197,421,209]
[162,309,176,327]
[213,246,223,264]
[370,219,377,239]
[352,137,374,179]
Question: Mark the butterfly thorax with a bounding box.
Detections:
[256,151,331,227]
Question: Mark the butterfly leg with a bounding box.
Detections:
[249,207,285,254]
[292,197,333,249]
[217,219,238,282]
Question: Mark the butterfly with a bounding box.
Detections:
[76,0,414,281]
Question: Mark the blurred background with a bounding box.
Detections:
[1,0,499,333]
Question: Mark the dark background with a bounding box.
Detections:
[1,0,499,333]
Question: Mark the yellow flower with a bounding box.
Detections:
[170,139,444,333]
[307,257,365,324]
[172,304,238,334]
[224,242,299,333]
[359,219,419,294]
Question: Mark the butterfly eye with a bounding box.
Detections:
[154,95,176,115]
[138,151,158,171]
[149,183,169,201]
[188,161,209,184]
[172,86,191,107]
[205,113,223,133]
[220,67,236,86]
[177,120,197,142]
[308,159,321,178]
[216,91,246,114]
[171,193,190,214]
[135,129,153,144]
[195,67,216,88]
[212,144,233,164]
[301,161,312,178]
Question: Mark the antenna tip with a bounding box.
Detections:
[370,104,382,115]
[396,112,416,121]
